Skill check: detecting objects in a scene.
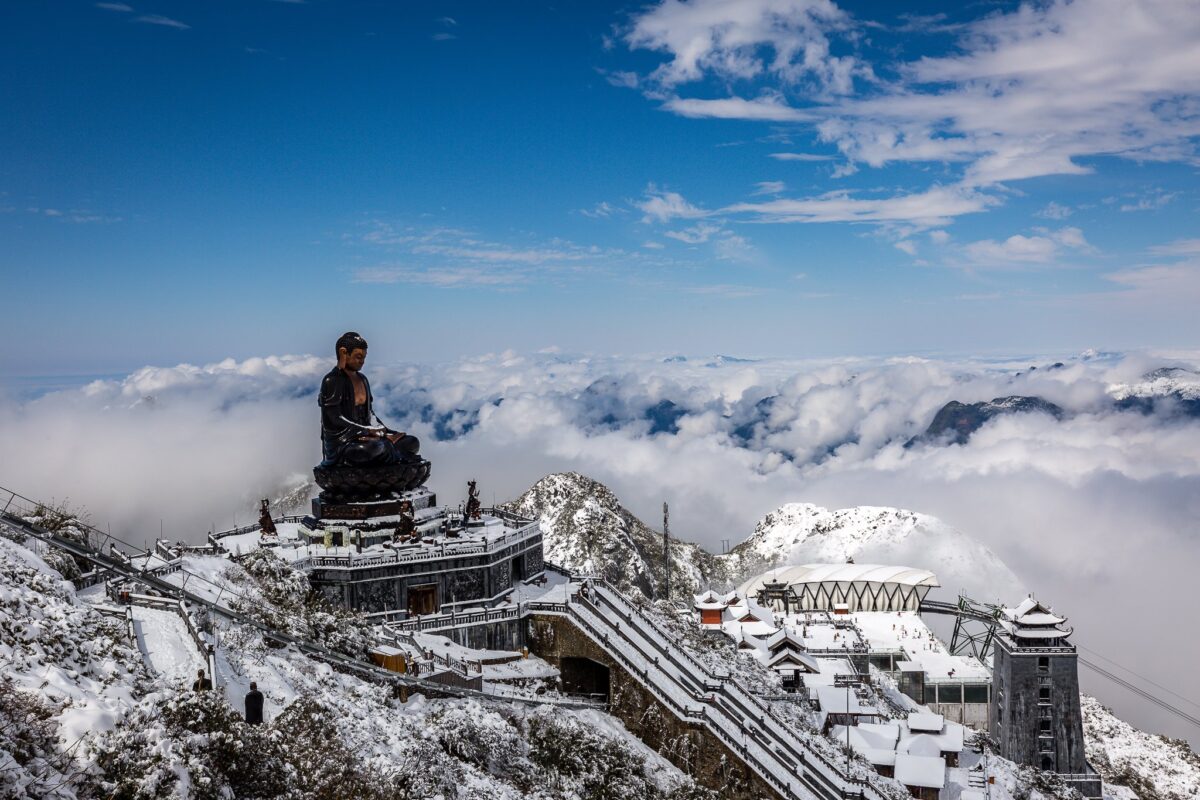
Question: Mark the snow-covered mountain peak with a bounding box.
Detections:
[742,503,935,563]
[1108,366,1200,401]
[731,501,1025,605]
[505,472,724,599]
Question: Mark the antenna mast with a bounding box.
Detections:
[663,502,670,601]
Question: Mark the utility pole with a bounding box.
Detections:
[663,502,670,602]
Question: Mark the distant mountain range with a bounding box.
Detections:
[906,395,1064,447]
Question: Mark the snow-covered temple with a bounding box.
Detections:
[203,485,546,649]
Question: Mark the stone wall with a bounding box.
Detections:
[308,534,543,614]
[526,613,785,800]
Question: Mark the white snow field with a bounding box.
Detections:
[130,605,205,688]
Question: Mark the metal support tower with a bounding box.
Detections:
[949,594,1004,661]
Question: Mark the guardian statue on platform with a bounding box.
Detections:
[313,332,431,500]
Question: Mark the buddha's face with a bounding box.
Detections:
[341,347,367,371]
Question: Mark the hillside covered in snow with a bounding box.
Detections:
[0,526,710,800]
[504,471,729,600]
[1082,695,1200,800]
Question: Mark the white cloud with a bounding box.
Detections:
[1150,238,1200,256]
[722,184,993,226]
[1036,202,1073,220]
[579,201,622,218]
[625,0,862,94]
[1103,259,1200,305]
[353,265,528,288]
[96,2,132,11]
[7,348,1200,742]
[684,283,763,298]
[752,180,786,195]
[626,0,1200,188]
[715,232,755,262]
[664,222,722,244]
[894,239,916,256]
[134,14,190,29]
[1119,191,1179,212]
[636,187,710,223]
[768,152,833,161]
[962,226,1092,266]
[411,243,587,265]
[661,94,813,122]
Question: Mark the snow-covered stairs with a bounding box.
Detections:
[541,580,893,800]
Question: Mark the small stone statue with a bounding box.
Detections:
[465,480,482,521]
[258,499,276,535]
[394,500,416,543]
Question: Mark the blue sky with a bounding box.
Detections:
[2,0,1199,375]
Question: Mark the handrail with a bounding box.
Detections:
[564,592,819,800]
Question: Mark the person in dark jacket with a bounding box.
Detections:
[244,681,264,725]
[192,668,212,692]
[318,331,420,466]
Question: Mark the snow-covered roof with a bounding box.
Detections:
[831,723,900,766]
[907,712,944,733]
[766,648,819,673]
[894,754,946,789]
[903,724,965,755]
[727,598,776,626]
[722,619,778,639]
[693,589,722,605]
[738,563,940,596]
[904,734,943,758]
[1006,597,1065,624]
[1011,627,1071,639]
[766,627,807,652]
[816,686,877,715]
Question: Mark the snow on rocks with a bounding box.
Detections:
[1082,694,1200,800]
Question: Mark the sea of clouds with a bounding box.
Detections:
[2,348,1198,745]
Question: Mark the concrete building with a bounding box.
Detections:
[990,597,1102,799]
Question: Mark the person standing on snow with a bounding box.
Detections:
[244,681,264,725]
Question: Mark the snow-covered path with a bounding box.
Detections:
[132,605,205,688]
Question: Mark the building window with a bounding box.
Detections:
[1039,686,1051,702]
[964,684,989,704]
[1037,656,1050,673]
[938,684,963,704]
[1039,718,1052,734]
